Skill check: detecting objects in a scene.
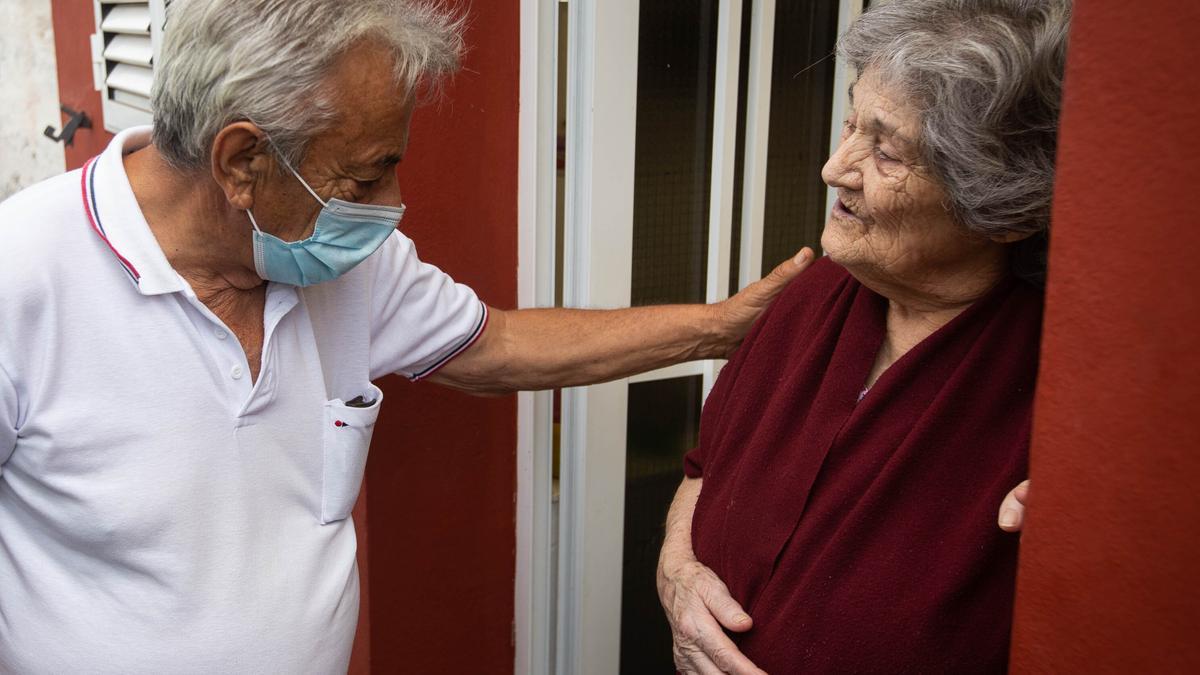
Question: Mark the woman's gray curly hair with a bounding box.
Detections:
[839,0,1071,283]
[151,0,466,171]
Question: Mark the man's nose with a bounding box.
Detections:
[374,172,404,207]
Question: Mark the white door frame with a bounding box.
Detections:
[554,0,640,672]
[515,0,561,674]
[515,1,864,673]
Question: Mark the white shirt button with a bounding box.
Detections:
[214,328,228,340]
[230,365,244,380]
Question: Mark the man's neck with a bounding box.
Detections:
[123,144,264,295]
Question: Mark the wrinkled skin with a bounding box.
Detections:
[658,69,1032,674]
[821,69,1012,312]
[235,41,413,246]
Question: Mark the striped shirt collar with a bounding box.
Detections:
[82,126,186,296]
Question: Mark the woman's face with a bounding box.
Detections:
[821,69,1002,300]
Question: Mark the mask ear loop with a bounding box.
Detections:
[269,144,330,208]
[244,131,329,233]
[246,208,265,233]
[244,208,269,279]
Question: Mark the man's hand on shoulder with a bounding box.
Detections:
[710,248,814,358]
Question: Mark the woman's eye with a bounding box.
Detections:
[875,147,899,163]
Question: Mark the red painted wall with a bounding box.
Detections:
[365,0,519,671]
[49,2,519,673]
[49,0,109,167]
[1010,1,1200,671]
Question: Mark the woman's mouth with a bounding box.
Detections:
[833,199,863,222]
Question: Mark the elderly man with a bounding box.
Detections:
[0,0,811,672]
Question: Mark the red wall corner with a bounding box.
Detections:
[363,1,521,672]
[48,0,111,168]
[1010,1,1200,671]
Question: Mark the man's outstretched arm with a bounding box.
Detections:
[429,249,814,395]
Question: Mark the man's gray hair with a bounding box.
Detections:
[152,0,465,170]
[840,0,1071,281]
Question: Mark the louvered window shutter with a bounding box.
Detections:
[92,0,167,132]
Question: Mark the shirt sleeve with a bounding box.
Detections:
[0,362,18,473]
[368,231,488,381]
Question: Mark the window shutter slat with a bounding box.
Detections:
[103,34,153,67]
[95,0,162,131]
[106,63,154,99]
[112,89,153,113]
[101,4,151,36]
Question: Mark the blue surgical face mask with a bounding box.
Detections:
[245,156,404,287]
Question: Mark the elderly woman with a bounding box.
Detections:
[0,0,812,672]
[657,1,1068,673]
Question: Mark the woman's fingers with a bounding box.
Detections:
[664,561,767,674]
[998,479,1032,532]
[1012,480,1030,505]
[675,611,767,675]
[687,574,765,673]
[701,576,754,633]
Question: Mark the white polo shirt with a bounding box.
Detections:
[0,128,487,673]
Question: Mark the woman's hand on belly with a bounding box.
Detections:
[657,558,765,675]
[659,477,766,675]
[998,479,1031,532]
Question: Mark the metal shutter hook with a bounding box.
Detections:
[44,105,93,146]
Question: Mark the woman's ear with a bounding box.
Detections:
[211,122,270,210]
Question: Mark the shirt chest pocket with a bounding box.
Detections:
[320,383,383,524]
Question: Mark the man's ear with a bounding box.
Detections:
[211,122,271,210]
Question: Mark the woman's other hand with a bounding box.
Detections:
[998,479,1031,532]
[659,476,766,674]
[657,556,765,675]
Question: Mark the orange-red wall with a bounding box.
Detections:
[365,0,520,671]
[49,2,519,673]
[1010,1,1200,671]
[49,0,108,167]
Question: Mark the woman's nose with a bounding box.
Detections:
[821,137,863,192]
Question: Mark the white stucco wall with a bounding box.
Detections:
[0,0,66,201]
